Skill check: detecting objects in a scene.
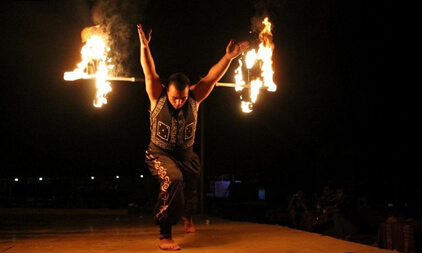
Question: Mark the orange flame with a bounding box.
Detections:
[64,26,114,108]
[234,17,276,113]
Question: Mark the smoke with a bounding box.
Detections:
[250,0,269,32]
[90,0,148,76]
[250,0,282,32]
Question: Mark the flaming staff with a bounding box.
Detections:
[234,17,276,113]
[64,25,115,108]
[64,18,276,111]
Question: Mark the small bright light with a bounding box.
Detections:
[91,176,95,180]
[116,175,119,179]
[140,175,144,178]
[14,178,19,182]
[39,177,43,181]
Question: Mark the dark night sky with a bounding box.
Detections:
[0,0,416,195]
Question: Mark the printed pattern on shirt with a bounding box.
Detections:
[185,122,194,140]
[157,121,170,141]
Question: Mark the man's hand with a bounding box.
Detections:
[226,40,250,60]
[137,24,152,47]
[191,40,249,104]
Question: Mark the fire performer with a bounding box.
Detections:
[138,24,248,251]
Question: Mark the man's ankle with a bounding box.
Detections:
[159,234,172,240]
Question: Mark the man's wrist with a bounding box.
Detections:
[224,54,233,61]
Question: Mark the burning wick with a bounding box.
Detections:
[234,17,276,113]
[64,25,114,108]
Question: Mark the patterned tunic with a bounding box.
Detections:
[150,91,198,151]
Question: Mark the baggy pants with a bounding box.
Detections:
[145,143,200,237]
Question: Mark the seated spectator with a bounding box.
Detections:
[288,189,310,229]
[312,184,337,232]
[317,185,337,211]
[323,187,359,240]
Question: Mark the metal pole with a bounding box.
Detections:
[199,102,205,215]
[215,82,248,88]
[64,76,272,89]
[63,74,144,83]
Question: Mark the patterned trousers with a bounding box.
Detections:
[145,143,200,233]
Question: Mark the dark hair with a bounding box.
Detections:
[167,73,190,91]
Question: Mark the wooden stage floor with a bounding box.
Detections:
[0,208,394,253]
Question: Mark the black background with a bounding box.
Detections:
[0,0,416,204]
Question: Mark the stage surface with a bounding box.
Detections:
[0,208,394,253]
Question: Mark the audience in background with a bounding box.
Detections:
[322,187,359,239]
[312,184,337,233]
[288,189,312,230]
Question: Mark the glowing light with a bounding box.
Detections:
[234,59,245,92]
[245,49,257,69]
[64,26,114,108]
[140,175,144,178]
[241,101,253,113]
[91,176,95,180]
[116,175,119,179]
[14,178,19,182]
[39,177,43,181]
[234,17,276,113]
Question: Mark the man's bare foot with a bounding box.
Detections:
[158,238,181,251]
[182,217,196,233]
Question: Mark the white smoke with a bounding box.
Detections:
[90,0,148,76]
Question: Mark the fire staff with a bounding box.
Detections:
[138,24,248,251]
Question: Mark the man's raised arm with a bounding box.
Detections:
[190,40,249,105]
[137,24,163,108]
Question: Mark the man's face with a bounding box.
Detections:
[167,83,189,109]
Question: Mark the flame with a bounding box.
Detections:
[258,18,276,92]
[234,17,276,112]
[234,59,245,92]
[241,101,253,113]
[245,49,257,69]
[64,26,114,108]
